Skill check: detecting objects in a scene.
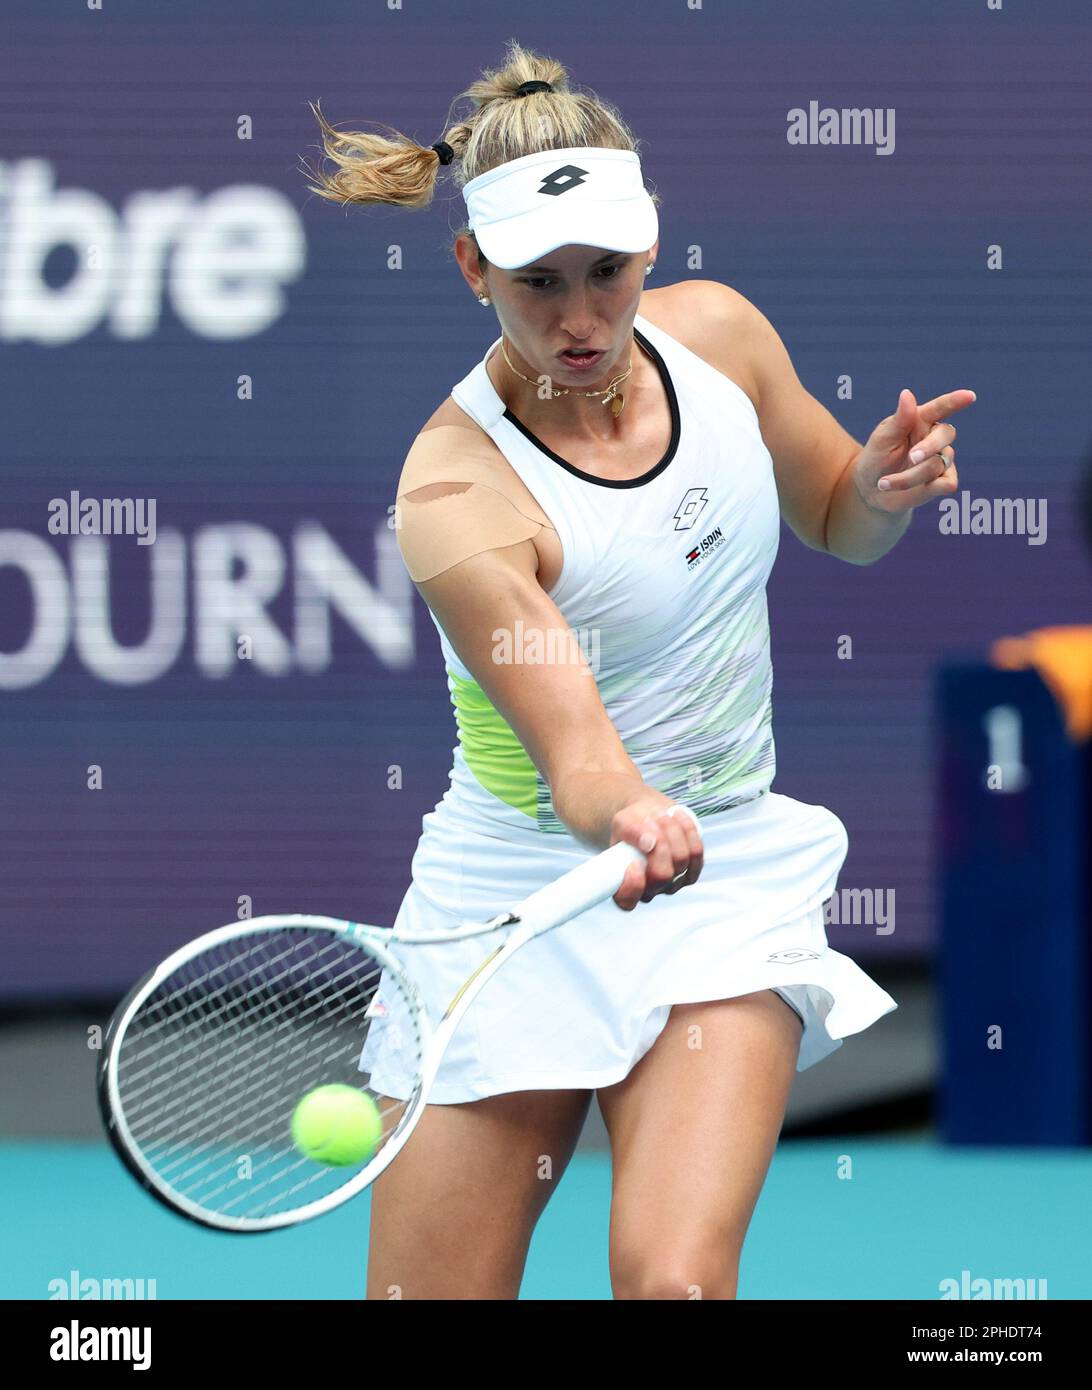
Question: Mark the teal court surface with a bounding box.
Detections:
[5,1135,1089,1300]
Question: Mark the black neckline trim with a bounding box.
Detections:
[499,325,681,489]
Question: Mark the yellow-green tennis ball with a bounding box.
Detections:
[291,1085,382,1167]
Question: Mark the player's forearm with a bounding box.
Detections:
[824,452,913,565]
[550,766,652,850]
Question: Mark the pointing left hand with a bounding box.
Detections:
[854,388,976,514]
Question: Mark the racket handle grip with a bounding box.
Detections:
[511,839,640,933]
[513,804,699,933]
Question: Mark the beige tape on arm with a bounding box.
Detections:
[393,430,555,583]
[396,481,550,582]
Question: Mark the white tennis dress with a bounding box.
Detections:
[362,312,897,1103]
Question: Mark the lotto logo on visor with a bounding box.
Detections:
[461,145,659,270]
[537,164,589,195]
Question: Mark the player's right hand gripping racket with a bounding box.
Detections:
[97,837,650,1233]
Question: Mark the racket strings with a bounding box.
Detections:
[111,927,425,1224]
[121,938,382,1122]
[121,932,362,1073]
[118,948,366,1164]
[125,935,412,1203]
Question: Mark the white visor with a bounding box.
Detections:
[461,146,658,271]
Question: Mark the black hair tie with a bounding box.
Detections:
[430,81,552,164]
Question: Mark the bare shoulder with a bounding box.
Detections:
[639,280,764,409]
[640,278,762,338]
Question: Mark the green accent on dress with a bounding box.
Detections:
[448,669,538,819]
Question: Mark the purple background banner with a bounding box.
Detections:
[2,0,1090,997]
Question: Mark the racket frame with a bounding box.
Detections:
[96,915,427,1233]
[98,837,646,1231]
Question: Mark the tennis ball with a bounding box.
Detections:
[291,1085,382,1167]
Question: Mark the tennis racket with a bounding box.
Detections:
[97,835,651,1233]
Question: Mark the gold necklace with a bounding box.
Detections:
[500,338,635,418]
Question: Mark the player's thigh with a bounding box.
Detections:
[366,1087,592,1300]
[598,990,803,1300]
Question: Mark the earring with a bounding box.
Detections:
[477,293,492,306]
[645,264,654,276]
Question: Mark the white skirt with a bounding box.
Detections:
[361,790,898,1104]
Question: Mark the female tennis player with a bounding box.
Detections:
[304,41,974,1299]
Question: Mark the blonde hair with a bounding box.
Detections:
[299,38,660,267]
